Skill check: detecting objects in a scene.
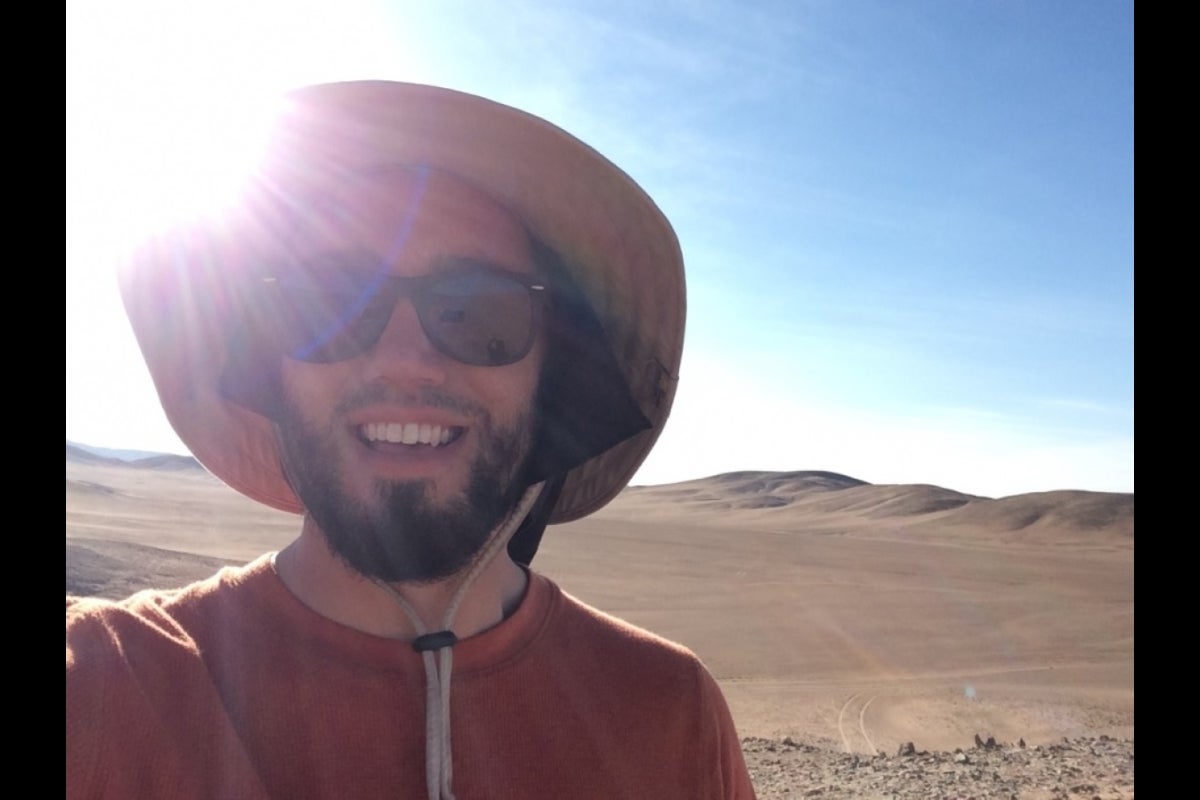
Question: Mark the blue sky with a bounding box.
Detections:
[65,0,1133,498]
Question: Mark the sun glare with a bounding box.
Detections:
[67,0,415,253]
[66,0,416,452]
[69,19,285,252]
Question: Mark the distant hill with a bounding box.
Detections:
[620,470,1131,539]
[66,441,201,471]
[68,441,169,462]
[940,489,1134,533]
[66,442,120,465]
[132,453,205,471]
[625,470,867,510]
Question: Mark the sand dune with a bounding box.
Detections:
[614,470,1132,544]
[65,449,1133,756]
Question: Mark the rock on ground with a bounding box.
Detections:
[741,734,1133,799]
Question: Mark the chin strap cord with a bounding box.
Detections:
[373,482,545,800]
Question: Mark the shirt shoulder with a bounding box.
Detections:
[525,574,758,799]
[535,574,703,675]
[66,558,278,800]
[67,556,272,657]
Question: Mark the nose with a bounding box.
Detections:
[359,297,449,386]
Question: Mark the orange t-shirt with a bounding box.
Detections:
[67,555,755,799]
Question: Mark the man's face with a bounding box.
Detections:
[271,168,544,583]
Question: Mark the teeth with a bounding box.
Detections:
[402,423,419,444]
[362,422,458,447]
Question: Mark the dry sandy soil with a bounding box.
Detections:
[67,447,1134,797]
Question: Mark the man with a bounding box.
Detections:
[67,81,755,799]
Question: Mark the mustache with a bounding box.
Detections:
[335,384,487,418]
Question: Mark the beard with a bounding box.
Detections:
[273,386,536,584]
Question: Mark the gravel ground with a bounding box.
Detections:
[741,735,1133,799]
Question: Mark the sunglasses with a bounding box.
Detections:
[258,255,545,366]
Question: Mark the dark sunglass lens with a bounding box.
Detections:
[270,279,391,363]
[420,271,534,366]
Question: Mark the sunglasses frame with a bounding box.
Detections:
[259,257,547,367]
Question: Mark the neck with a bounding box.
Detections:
[273,518,529,641]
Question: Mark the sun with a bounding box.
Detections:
[67,7,291,252]
[66,0,421,250]
[65,0,418,453]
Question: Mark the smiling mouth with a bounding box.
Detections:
[359,422,465,448]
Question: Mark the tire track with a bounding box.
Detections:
[858,694,877,754]
[837,692,879,754]
[836,693,860,753]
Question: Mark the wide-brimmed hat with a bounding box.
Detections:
[119,81,684,525]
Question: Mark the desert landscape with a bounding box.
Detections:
[67,443,1134,798]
